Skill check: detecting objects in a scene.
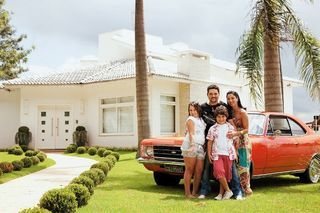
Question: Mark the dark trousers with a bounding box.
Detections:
[230,161,243,196]
[199,154,212,195]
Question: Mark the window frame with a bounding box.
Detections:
[160,94,177,135]
[99,96,135,136]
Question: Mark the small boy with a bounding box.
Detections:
[206,105,237,200]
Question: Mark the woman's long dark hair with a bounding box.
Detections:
[226,91,245,110]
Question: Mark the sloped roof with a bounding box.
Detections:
[3,58,191,86]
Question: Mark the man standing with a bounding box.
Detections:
[198,84,242,199]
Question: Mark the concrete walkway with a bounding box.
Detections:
[0,153,96,213]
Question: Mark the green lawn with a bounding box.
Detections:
[76,151,320,213]
[0,152,55,184]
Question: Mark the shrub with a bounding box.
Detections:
[20,145,28,152]
[76,146,86,154]
[8,145,23,154]
[38,151,47,159]
[31,156,40,165]
[66,144,77,153]
[66,183,91,207]
[70,176,94,195]
[0,168,3,176]
[102,149,112,157]
[97,147,106,157]
[25,150,35,157]
[73,126,88,146]
[15,126,32,148]
[39,188,77,213]
[103,158,114,170]
[36,153,46,162]
[111,152,120,161]
[87,147,97,156]
[90,162,109,175]
[19,207,51,213]
[80,170,99,186]
[21,157,33,168]
[13,148,24,155]
[106,155,117,165]
[12,160,24,171]
[90,168,106,184]
[75,126,86,131]
[0,162,14,173]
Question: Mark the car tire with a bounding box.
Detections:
[153,172,181,186]
[300,156,320,183]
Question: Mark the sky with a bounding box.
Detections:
[4,0,320,122]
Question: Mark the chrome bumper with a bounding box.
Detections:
[137,157,185,166]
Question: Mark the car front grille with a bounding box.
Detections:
[153,146,183,162]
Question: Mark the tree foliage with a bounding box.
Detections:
[0,0,32,80]
[236,0,320,111]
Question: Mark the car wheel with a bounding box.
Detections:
[300,156,320,183]
[153,172,181,186]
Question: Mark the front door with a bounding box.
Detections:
[37,105,73,149]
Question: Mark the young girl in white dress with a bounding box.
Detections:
[181,102,206,198]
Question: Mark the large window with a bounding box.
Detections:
[160,95,176,134]
[100,96,134,134]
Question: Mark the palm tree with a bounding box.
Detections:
[236,0,320,112]
[135,0,150,157]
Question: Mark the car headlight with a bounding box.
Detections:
[145,146,153,157]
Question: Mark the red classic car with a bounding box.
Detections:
[138,112,320,186]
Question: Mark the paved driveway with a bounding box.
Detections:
[0,153,96,213]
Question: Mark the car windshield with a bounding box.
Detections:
[248,113,266,135]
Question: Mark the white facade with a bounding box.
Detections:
[0,29,301,149]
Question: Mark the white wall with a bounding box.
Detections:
[83,79,138,148]
[149,78,180,137]
[0,89,20,149]
[98,33,134,62]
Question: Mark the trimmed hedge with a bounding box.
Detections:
[102,149,112,157]
[66,184,91,207]
[76,146,86,154]
[39,188,77,213]
[21,157,33,168]
[80,170,100,186]
[87,147,97,156]
[90,162,109,175]
[12,160,24,171]
[0,161,14,173]
[70,176,94,195]
[31,156,40,165]
[66,144,77,153]
[110,152,120,161]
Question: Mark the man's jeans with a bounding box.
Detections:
[199,154,212,195]
[230,161,243,197]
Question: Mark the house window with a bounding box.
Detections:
[160,95,176,134]
[100,96,134,134]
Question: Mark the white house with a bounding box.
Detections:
[0,29,302,149]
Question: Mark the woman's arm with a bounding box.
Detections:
[240,109,249,134]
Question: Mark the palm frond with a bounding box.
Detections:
[262,0,284,44]
[285,9,320,101]
[236,1,264,107]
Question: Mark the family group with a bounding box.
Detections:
[181,84,253,200]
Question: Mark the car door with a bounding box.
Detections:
[287,117,311,170]
[264,115,299,173]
